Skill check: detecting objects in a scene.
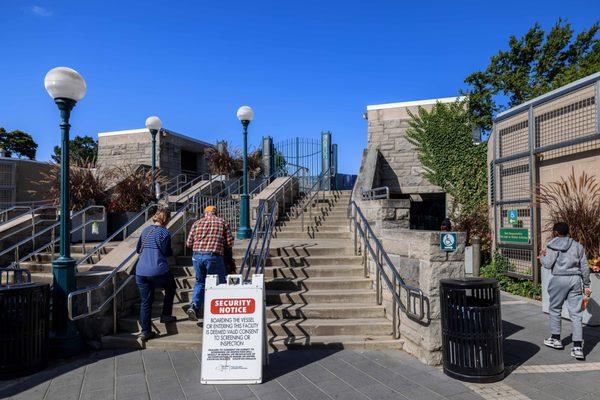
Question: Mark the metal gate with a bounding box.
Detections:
[492,73,600,280]
[274,132,337,192]
[0,161,16,210]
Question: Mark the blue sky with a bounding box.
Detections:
[1,1,598,174]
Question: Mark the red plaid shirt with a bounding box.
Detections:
[186,214,234,256]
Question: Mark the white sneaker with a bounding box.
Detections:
[544,337,563,349]
[571,347,585,360]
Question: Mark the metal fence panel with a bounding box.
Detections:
[0,161,16,208]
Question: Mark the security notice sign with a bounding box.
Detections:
[201,274,265,385]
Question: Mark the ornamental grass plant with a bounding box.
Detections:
[538,168,600,260]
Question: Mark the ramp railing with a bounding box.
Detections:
[239,200,278,282]
[348,201,428,336]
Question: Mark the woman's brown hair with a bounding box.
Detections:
[152,208,171,226]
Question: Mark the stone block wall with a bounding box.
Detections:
[97,129,213,180]
[376,229,466,365]
[364,102,448,195]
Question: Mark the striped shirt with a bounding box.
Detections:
[136,225,173,276]
[186,214,234,256]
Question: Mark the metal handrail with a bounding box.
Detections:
[67,199,203,327]
[75,203,157,266]
[162,174,188,195]
[0,205,105,269]
[348,201,428,335]
[291,167,332,234]
[166,173,211,198]
[0,205,59,244]
[239,199,278,282]
[360,186,390,200]
[0,206,32,224]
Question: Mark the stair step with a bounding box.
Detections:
[157,288,377,305]
[275,226,349,233]
[274,232,351,239]
[118,316,392,336]
[171,265,364,279]
[265,289,377,305]
[101,332,401,351]
[135,302,386,320]
[175,255,361,268]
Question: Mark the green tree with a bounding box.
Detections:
[52,135,98,165]
[0,127,38,159]
[406,100,488,241]
[464,19,600,130]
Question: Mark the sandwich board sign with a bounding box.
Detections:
[201,274,266,385]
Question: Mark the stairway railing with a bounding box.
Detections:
[0,206,32,224]
[76,203,158,267]
[360,186,390,200]
[0,205,105,269]
[348,201,428,336]
[67,198,208,329]
[0,205,58,245]
[291,167,332,235]
[239,200,278,282]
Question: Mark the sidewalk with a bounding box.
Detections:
[1,293,599,400]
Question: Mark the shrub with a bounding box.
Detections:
[108,166,163,212]
[480,253,542,300]
[34,158,109,211]
[538,168,600,259]
[206,142,240,176]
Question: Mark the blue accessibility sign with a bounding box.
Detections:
[440,232,457,252]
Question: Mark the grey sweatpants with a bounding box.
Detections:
[548,275,583,342]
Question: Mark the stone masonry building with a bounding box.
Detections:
[354,97,459,230]
[97,128,214,179]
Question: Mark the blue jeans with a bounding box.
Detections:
[191,252,226,311]
[136,272,176,333]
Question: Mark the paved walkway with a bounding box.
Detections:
[2,293,600,400]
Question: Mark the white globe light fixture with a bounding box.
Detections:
[44,67,87,101]
[236,105,254,122]
[145,116,163,201]
[145,116,163,131]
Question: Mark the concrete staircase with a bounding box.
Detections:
[102,190,402,350]
[19,243,119,284]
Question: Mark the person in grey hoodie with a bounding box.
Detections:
[540,222,591,360]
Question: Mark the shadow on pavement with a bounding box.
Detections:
[264,348,340,382]
[502,320,540,375]
[0,348,137,398]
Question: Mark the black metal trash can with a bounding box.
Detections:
[0,282,50,379]
[440,278,504,383]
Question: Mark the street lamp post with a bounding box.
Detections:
[44,66,87,354]
[145,116,162,200]
[236,105,254,239]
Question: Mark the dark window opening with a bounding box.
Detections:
[409,193,446,230]
[181,150,197,173]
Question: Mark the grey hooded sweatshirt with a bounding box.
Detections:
[540,236,590,288]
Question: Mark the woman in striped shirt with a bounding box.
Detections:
[135,208,177,341]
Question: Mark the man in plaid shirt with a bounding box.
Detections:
[186,205,234,320]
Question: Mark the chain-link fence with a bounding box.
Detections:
[492,73,600,280]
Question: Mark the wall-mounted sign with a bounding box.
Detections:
[499,228,530,244]
[201,274,265,385]
[507,210,519,225]
[440,232,458,252]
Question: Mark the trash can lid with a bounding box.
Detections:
[440,277,498,288]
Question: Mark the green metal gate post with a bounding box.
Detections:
[321,131,332,190]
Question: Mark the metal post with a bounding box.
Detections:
[112,275,117,335]
[150,129,158,200]
[392,278,398,338]
[82,212,86,253]
[528,106,541,284]
[50,97,83,355]
[376,247,381,304]
[237,121,252,239]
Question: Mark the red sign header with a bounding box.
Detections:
[210,298,255,315]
